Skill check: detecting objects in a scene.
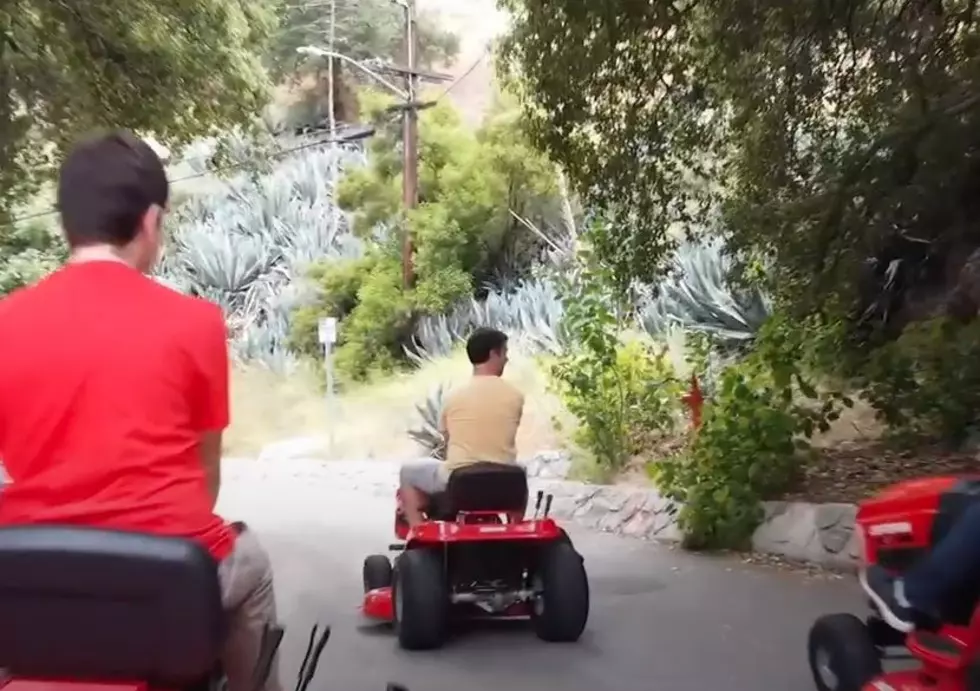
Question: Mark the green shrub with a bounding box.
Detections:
[860,316,980,445]
[289,255,378,358]
[290,253,414,381]
[652,315,851,550]
[0,222,67,296]
[289,93,563,380]
[552,340,683,473]
[549,223,683,473]
[333,256,415,380]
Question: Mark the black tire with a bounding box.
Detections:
[392,548,449,650]
[532,540,589,642]
[363,554,393,592]
[807,613,883,691]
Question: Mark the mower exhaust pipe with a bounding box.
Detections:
[533,490,544,518]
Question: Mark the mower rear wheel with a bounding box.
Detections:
[808,613,882,691]
[532,540,589,642]
[363,554,393,592]
[393,548,448,650]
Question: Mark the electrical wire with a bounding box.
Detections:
[432,45,490,103]
[6,46,492,229]
[3,130,370,228]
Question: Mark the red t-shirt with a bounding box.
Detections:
[0,260,234,561]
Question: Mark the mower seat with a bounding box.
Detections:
[430,462,529,520]
[0,525,224,687]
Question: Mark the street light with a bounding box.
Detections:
[296,46,409,100]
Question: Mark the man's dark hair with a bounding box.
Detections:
[57,131,169,248]
[466,328,508,365]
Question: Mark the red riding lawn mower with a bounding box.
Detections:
[808,476,980,691]
[0,525,407,691]
[360,462,590,650]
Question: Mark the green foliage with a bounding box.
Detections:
[859,317,980,445]
[269,0,459,79]
[289,251,413,381]
[550,224,682,472]
[332,255,414,379]
[0,222,66,295]
[156,140,367,370]
[498,0,980,325]
[339,94,561,282]
[293,93,562,380]
[289,255,378,357]
[0,0,278,225]
[652,315,852,550]
[637,238,772,347]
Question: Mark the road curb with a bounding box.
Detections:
[229,450,861,571]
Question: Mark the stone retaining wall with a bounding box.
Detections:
[241,444,863,570]
[525,450,860,570]
[0,439,862,570]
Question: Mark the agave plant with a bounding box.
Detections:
[407,384,448,460]
[406,277,569,364]
[156,135,371,371]
[636,238,772,346]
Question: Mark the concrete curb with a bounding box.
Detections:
[230,448,861,571]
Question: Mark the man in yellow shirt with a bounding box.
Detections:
[399,328,525,526]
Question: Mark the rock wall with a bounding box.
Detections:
[522,450,860,569]
[242,446,863,570]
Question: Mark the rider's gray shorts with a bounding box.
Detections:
[400,459,451,494]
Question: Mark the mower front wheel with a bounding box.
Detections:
[363,554,393,592]
[532,540,589,642]
[392,548,448,650]
[808,613,882,691]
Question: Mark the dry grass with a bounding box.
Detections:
[223,349,571,461]
[224,336,885,497]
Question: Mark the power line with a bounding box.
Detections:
[433,46,490,103]
[3,127,374,229]
[6,45,493,230]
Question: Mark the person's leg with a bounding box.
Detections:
[219,526,282,691]
[398,460,449,526]
[861,501,980,632]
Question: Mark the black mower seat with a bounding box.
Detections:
[429,462,529,520]
[0,525,224,686]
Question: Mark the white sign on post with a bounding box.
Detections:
[318,317,337,345]
[318,317,338,455]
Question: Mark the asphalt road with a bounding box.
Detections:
[217,462,864,691]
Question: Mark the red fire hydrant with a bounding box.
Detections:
[681,373,704,431]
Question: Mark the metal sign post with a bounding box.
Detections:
[318,317,338,455]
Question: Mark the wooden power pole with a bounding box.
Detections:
[377,0,452,289]
[401,0,419,289]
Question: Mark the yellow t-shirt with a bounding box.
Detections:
[441,375,525,471]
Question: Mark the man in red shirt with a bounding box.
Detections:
[0,131,281,691]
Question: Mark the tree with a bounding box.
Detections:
[339,89,561,294]
[0,0,279,225]
[291,89,562,379]
[498,0,980,334]
[268,0,459,78]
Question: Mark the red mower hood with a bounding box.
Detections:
[857,476,967,524]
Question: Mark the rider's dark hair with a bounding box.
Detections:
[57,130,169,248]
[466,328,508,365]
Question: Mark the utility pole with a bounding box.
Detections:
[400,0,419,289]
[301,0,452,291]
[383,0,449,289]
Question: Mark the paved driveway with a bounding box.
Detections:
[218,461,864,691]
